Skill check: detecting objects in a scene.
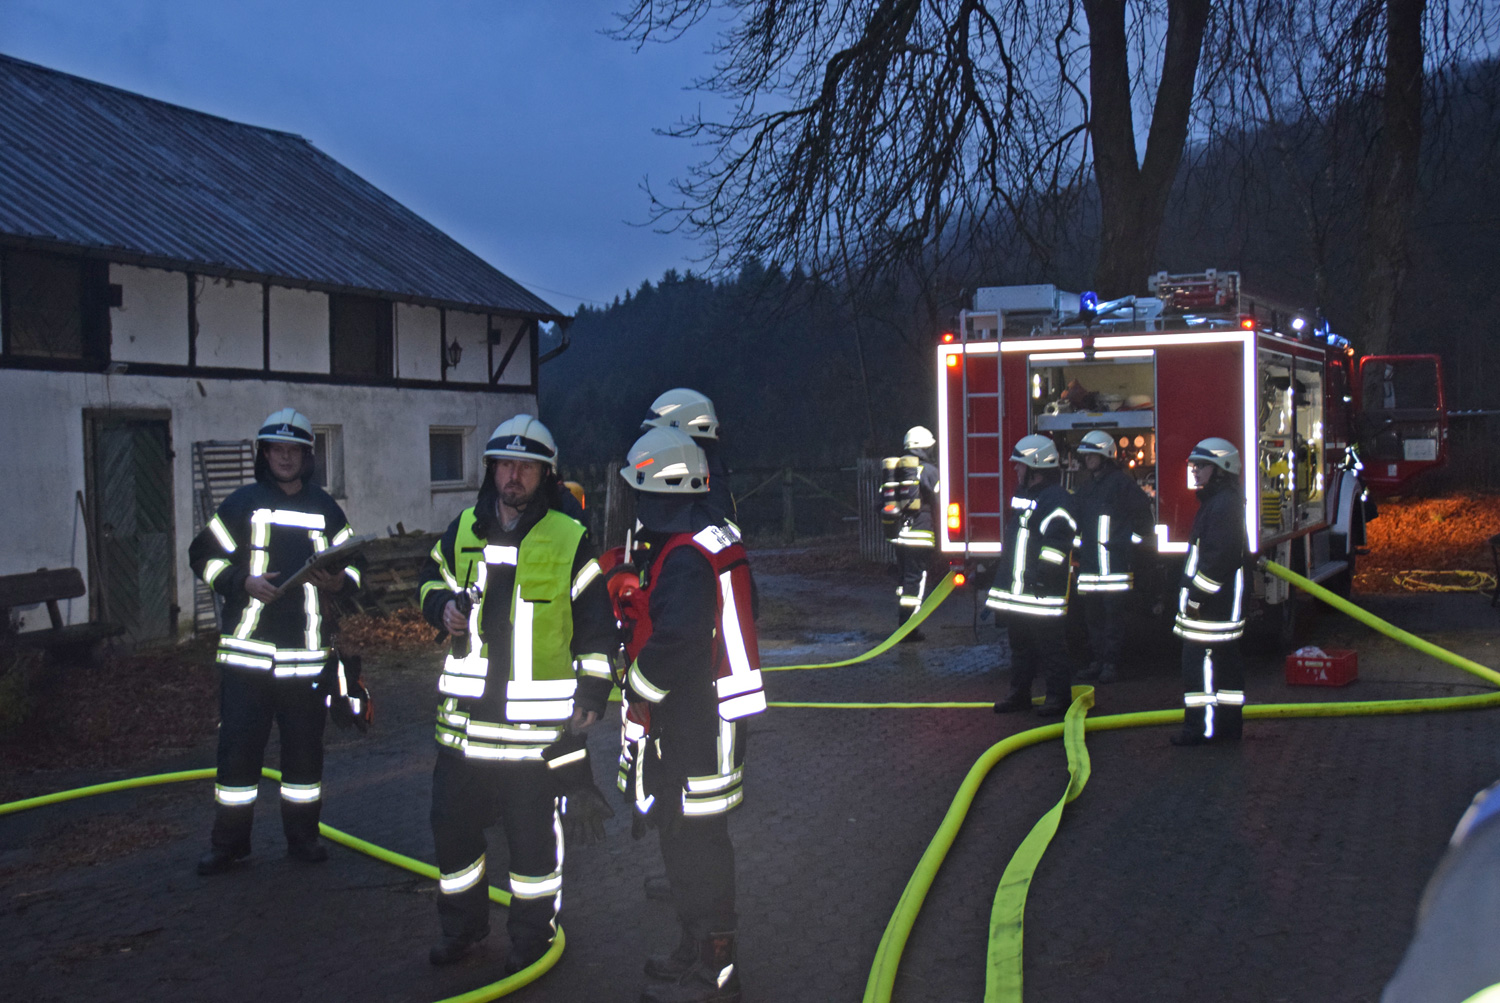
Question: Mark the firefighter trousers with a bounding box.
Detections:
[659,812,738,936]
[895,543,935,621]
[1081,591,1128,668]
[430,750,563,954]
[1180,640,1244,740]
[1002,612,1072,704]
[211,670,327,852]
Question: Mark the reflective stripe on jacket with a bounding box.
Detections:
[1173,477,1247,642]
[1074,464,1153,593]
[424,506,607,760]
[625,524,765,723]
[189,480,361,679]
[987,481,1077,618]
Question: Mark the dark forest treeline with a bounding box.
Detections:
[542,60,1500,477]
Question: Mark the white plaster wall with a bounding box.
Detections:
[110,264,188,365]
[396,303,442,382]
[0,368,534,634]
[444,310,490,384]
[268,286,330,373]
[196,277,264,370]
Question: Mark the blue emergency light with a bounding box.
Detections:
[1080,291,1099,314]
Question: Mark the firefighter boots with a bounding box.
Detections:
[1035,698,1068,718]
[505,938,552,976]
[640,931,741,1003]
[992,692,1032,714]
[196,845,250,876]
[429,926,489,966]
[286,838,328,863]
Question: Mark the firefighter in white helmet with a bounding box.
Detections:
[187,408,366,875]
[417,414,619,970]
[1172,437,1247,745]
[613,426,764,1003]
[880,425,941,640]
[642,388,738,527]
[1072,430,1154,684]
[989,434,1079,717]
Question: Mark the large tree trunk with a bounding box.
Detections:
[1085,0,1211,297]
[1359,0,1427,354]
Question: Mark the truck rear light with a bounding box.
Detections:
[953,572,967,587]
[942,331,955,343]
[947,503,962,531]
[946,354,959,367]
[1239,316,1255,330]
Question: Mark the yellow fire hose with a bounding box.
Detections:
[852,559,1500,1003]
[4,561,1498,1002]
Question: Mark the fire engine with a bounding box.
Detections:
[935,270,1447,635]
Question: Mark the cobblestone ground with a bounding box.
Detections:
[3,555,1499,1003]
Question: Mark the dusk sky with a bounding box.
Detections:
[0,0,726,314]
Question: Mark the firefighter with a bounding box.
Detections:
[885,425,940,641]
[1072,430,1154,684]
[989,434,1078,717]
[418,414,618,970]
[617,426,765,1003]
[1172,437,1247,746]
[642,388,738,527]
[187,408,365,875]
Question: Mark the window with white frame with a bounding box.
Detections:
[312,425,345,498]
[429,426,470,486]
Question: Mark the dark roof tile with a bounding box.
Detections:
[0,53,562,318]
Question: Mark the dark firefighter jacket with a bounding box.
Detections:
[986,479,1077,617]
[189,479,363,679]
[1074,464,1154,591]
[1174,475,1247,643]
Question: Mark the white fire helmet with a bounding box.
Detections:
[484,414,558,470]
[1011,433,1060,469]
[621,427,709,494]
[256,408,315,448]
[1076,430,1118,460]
[642,388,720,440]
[1188,437,1241,477]
[904,425,936,451]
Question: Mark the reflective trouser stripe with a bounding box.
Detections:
[440,855,486,894]
[280,782,321,803]
[509,801,564,906]
[510,871,563,899]
[215,784,258,806]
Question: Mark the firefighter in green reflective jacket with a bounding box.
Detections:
[417,415,619,972]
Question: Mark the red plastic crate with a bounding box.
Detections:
[1285,649,1358,687]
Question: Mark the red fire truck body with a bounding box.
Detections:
[936,271,1445,614]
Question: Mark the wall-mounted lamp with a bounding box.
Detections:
[445,340,463,367]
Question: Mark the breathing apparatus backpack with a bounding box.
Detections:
[880,455,923,539]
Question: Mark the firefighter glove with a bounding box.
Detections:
[562,783,615,846]
[321,654,374,733]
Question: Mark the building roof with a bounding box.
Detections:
[0,53,562,319]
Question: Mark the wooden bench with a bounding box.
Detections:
[0,568,124,662]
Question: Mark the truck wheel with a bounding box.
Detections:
[1325,551,1355,601]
